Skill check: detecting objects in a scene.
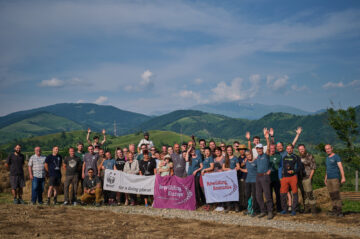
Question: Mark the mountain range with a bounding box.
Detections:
[0,102,359,146]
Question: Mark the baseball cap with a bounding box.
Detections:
[256,144,263,148]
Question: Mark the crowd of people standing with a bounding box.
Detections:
[5,127,346,219]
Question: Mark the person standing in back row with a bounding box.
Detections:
[63,147,82,205]
[5,144,25,204]
[82,145,99,179]
[86,128,106,154]
[45,146,62,205]
[137,132,154,153]
[325,144,346,217]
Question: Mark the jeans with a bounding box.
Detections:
[245,182,259,213]
[256,174,273,213]
[31,177,45,204]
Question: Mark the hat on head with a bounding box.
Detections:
[238,144,247,150]
[164,154,171,159]
[144,131,149,136]
[256,144,263,148]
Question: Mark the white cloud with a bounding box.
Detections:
[140,70,153,87]
[76,99,85,103]
[267,75,288,91]
[178,90,201,101]
[211,75,261,102]
[94,96,108,104]
[291,84,309,92]
[125,69,155,92]
[322,81,345,89]
[39,78,65,87]
[323,80,360,90]
[194,78,203,84]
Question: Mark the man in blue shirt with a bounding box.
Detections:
[247,128,273,220]
[101,151,116,205]
[324,144,346,217]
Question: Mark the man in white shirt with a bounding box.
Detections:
[251,128,268,159]
[28,146,46,205]
[137,132,154,153]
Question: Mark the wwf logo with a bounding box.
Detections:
[106,172,115,184]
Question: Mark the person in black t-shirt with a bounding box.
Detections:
[139,150,156,207]
[114,148,126,204]
[63,147,82,205]
[45,146,62,205]
[5,144,25,204]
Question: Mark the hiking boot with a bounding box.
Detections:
[280,210,287,215]
[291,211,296,216]
[95,203,101,207]
[337,213,344,218]
[46,198,51,205]
[53,197,58,205]
[243,210,248,215]
[63,201,69,206]
[72,201,78,206]
[257,212,266,218]
[250,213,256,217]
[311,205,317,215]
[267,212,274,220]
[235,204,240,212]
[13,198,19,204]
[18,198,25,204]
[304,205,311,214]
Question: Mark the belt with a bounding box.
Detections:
[257,173,267,176]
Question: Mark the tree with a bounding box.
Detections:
[327,106,359,165]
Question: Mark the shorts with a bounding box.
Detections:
[49,176,61,186]
[10,175,25,189]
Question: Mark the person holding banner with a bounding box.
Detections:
[123,152,140,206]
[249,129,273,220]
[213,147,226,212]
[186,147,204,207]
[200,147,214,211]
[139,150,156,207]
[223,145,240,212]
[101,151,116,205]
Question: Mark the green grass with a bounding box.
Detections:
[0,193,12,204]
[343,200,360,213]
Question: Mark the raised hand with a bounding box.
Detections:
[263,128,268,136]
[87,128,91,133]
[296,127,302,135]
[264,129,269,139]
[245,132,250,141]
[102,129,106,135]
[269,128,274,137]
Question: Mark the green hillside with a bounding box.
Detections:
[0,103,150,136]
[134,107,360,145]
[0,112,82,144]
[0,130,192,153]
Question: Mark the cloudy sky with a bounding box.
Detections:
[1,0,360,116]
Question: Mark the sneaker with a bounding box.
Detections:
[258,212,266,218]
[13,198,19,204]
[63,201,69,205]
[38,202,43,205]
[95,203,101,207]
[31,202,36,205]
[145,203,149,207]
[250,213,256,217]
[214,206,224,212]
[337,213,344,218]
[235,204,240,212]
[18,199,25,204]
[53,198,58,205]
[267,212,274,220]
[291,211,296,216]
[280,210,287,215]
[243,211,248,216]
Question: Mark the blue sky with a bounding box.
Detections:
[0,0,360,116]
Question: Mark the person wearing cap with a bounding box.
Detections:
[278,143,302,216]
[86,128,106,154]
[158,154,172,176]
[237,143,248,211]
[247,128,273,220]
[137,132,154,154]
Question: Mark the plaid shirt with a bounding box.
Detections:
[28,154,46,178]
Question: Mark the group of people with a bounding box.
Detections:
[5,127,346,219]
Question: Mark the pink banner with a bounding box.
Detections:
[153,174,196,211]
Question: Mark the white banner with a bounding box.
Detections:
[203,170,239,203]
[103,169,155,195]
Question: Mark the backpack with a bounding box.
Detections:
[247,196,254,215]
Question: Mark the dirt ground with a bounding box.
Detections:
[0,204,352,239]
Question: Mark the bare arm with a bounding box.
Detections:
[264,129,270,155]
[338,162,346,184]
[82,162,85,179]
[101,129,106,145]
[28,166,33,180]
[292,127,302,147]
[269,128,275,144]
[246,131,252,156]
[86,128,92,145]
[44,163,49,173]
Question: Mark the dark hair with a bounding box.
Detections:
[140,143,147,148]
[88,145,94,149]
[209,140,216,144]
[214,146,222,152]
[87,168,94,172]
[298,144,306,148]
[233,141,240,144]
[77,142,84,146]
[224,145,233,168]
[15,144,22,147]
[199,139,206,144]
[93,136,99,140]
[68,147,75,151]
[286,143,294,148]
[276,141,284,146]
[204,147,211,151]
[253,136,260,140]
[143,150,149,155]
[105,151,111,154]
[181,142,188,146]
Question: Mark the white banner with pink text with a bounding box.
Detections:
[202,170,239,203]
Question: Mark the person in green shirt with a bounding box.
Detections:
[269,144,282,212]
[75,142,85,197]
